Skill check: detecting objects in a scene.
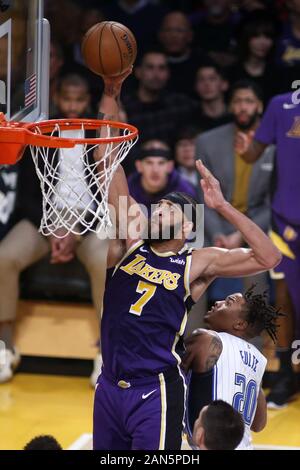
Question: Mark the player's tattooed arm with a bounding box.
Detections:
[204,335,223,371]
[183,330,222,373]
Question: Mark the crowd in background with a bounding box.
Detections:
[0,0,300,404]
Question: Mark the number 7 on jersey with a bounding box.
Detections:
[129,281,157,316]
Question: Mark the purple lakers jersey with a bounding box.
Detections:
[101,240,194,380]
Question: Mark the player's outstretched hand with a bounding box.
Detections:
[103,67,133,98]
[196,160,226,211]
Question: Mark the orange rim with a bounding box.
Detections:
[0,116,138,164]
[24,118,139,146]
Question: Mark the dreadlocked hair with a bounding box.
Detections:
[243,284,285,343]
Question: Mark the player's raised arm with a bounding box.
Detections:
[95,71,146,247]
[190,161,282,281]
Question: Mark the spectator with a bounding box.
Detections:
[102,0,169,55]
[158,11,205,95]
[24,435,62,450]
[237,89,300,407]
[128,139,198,215]
[52,73,92,119]
[49,41,65,117]
[122,50,196,169]
[192,61,231,131]
[230,12,279,104]
[196,80,273,290]
[0,74,108,383]
[191,0,239,67]
[276,0,300,67]
[174,126,199,189]
[191,400,245,450]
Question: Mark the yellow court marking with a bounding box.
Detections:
[0,374,93,450]
[0,373,299,450]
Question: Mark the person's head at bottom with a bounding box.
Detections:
[24,435,63,450]
[192,400,244,450]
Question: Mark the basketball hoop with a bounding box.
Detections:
[0,113,138,237]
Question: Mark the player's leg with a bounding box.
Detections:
[129,372,186,450]
[93,375,131,450]
[0,220,49,382]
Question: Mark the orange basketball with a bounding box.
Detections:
[81,21,137,77]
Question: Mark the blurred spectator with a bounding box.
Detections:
[191,0,239,67]
[234,0,267,13]
[0,166,18,241]
[276,0,300,67]
[190,400,245,450]
[230,12,279,104]
[72,7,105,66]
[24,435,62,450]
[49,41,65,117]
[0,74,108,383]
[102,0,169,55]
[174,126,199,188]
[197,79,273,249]
[128,139,198,214]
[237,90,300,407]
[192,61,231,131]
[45,0,82,50]
[51,73,92,119]
[122,50,196,157]
[158,11,205,95]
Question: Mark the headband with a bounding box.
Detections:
[162,192,197,231]
[138,148,171,160]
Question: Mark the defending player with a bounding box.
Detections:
[92,71,281,450]
[183,286,283,450]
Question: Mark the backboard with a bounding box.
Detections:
[0,0,50,123]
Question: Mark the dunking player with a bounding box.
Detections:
[93,71,281,450]
[236,91,300,407]
[183,286,283,450]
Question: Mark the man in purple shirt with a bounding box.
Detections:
[128,139,198,214]
[237,92,300,408]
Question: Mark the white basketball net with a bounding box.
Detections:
[29,122,137,238]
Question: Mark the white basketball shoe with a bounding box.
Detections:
[0,347,21,383]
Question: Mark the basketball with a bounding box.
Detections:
[81,21,137,77]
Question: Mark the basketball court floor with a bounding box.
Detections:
[1,373,299,450]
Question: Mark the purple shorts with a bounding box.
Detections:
[93,368,186,450]
[271,212,300,334]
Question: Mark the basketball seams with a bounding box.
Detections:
[110,23,123,76]
[81,23,99,58]
[82,21,136,77]
[112,23,137,64]
[98,23,105,76]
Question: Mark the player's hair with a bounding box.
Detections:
[243,284,284,342]
[229,79,264,103]
[201,400,244,450]
[56,73,90,94]
[24,435,62,450]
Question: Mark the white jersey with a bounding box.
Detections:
[213,332,267,450]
